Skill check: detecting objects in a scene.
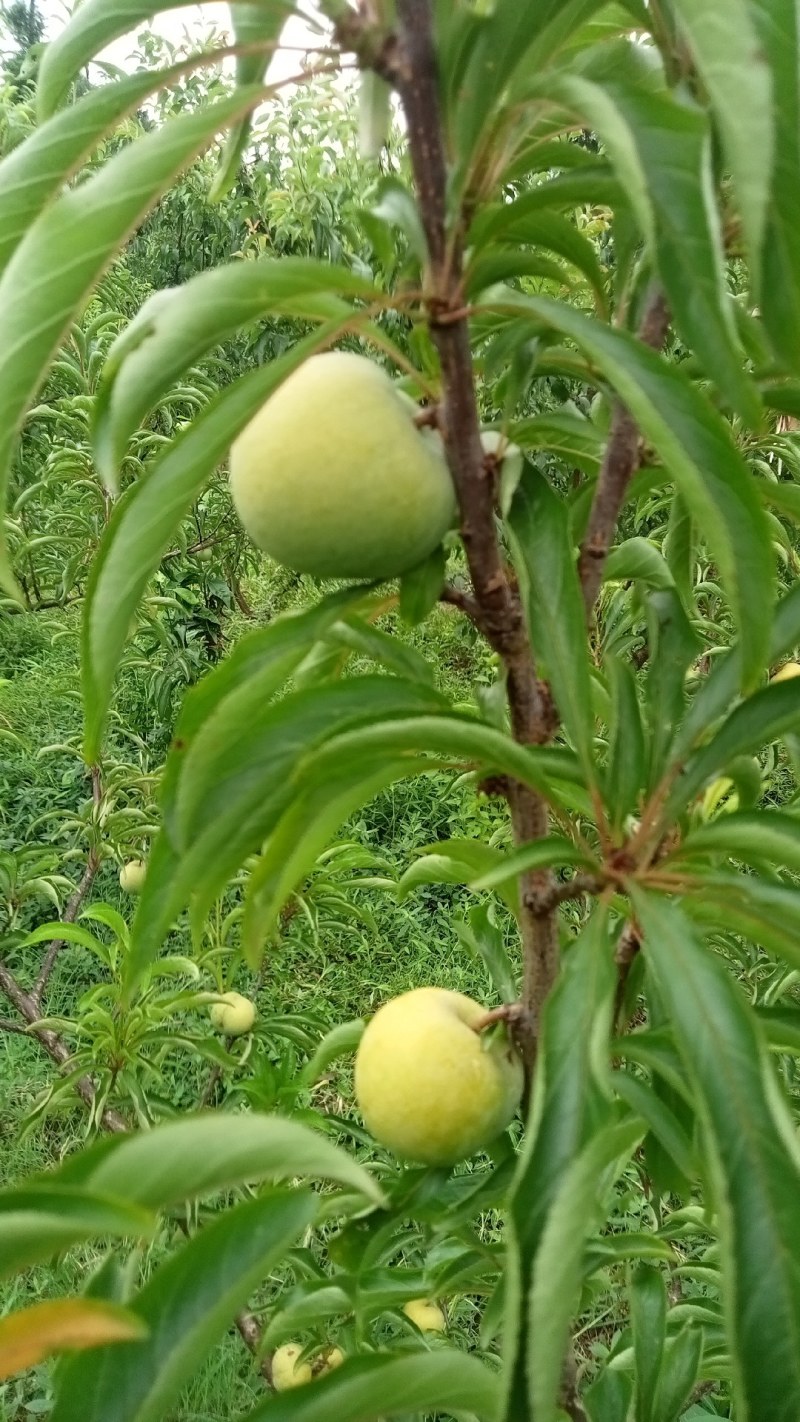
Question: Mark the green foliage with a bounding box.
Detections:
[5,1,800,1418]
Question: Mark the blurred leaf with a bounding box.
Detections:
[469,836,592,893]
[634,890,800,1421]
[611,1073,696,1182]
[454,904,518,1004]
[299,1020,365,1088]
[604,537,674,590]
[0,1299,146,1381]
[242,1350,501,1420]
[48,1114,383,1209]
[644,588,702,788]
[652,1324,702,1422]
[398,840,518,915]
[669,0,772,281]
[584,1368,633,1422]
[507,463,596,782]
[50,1191,313,1422]
[508,411,604,474]
[673,810,800,872]
[398,545,447,627]
[630,1266,666,1422]
[0,1188,155,1278]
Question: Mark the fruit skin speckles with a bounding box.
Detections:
[271,1342,312,1391]
[354,985,523,1166]
[230,351,456,580]
[209,991,257,1035]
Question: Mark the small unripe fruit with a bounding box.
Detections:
[272,1342,312,1390]
[209,991,256,1035]
[229,352,456,580]
[354,986,523,1166]
[403,1298,446,1332]
[772,661,800,683]
[119,860,146,894]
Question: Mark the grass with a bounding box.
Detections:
[0,566,514,1421]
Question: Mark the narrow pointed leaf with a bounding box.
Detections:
[241,1350,501,1421]
[634,890,800,1421]
[50,1191,314,1422]
[211,2,294,199]
[0,1299,146,1381]
[481,292,774,689]
[0,1188,155,1278]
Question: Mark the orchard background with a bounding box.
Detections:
[2,1,800,1418]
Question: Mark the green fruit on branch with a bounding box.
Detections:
[271,1342,312,1390]
[229,352,456,580]
[403,1298,446,1332]
[209,991,256,1035]
[354,987,523,1166]
[119,860,146,894]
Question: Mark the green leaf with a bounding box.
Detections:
[527,1117,644,1421]
[507,464,596,781]
[630,1266,667,1422]
[749,0,800,371]
[469,209,608,310]
[508,411,604,474]
[0,68,175,278]
[611,1073,696,1183]
[241,757,441,964]
[604,655,646,830]
[604,537,674,590]
[675,580,800,758]
[453,904,519,1005]
[299,1021,365,1089]
[673,810,800,873]
[652,1325,702,1422]
[0,1188,155,1278]
[398,545,447,626]
[669,0,772,281]
[469,836,592,893]
[93,261,376,487]
[633,890,800,1421]
[397,839,518,915]
[644,588,702,788]
[0,87,263,597]
[36,0,246,116]
[481,292,775,690]
[50,1114,383,1209]
[663,679,800,824]
[584,1368,633,1422]
[502,912,616,1418]
[684,872,800,973]
[211,2,294,199]
[556,62,759,422]
[83,475,358,760]
[50,1190,314,1422]
[241,1350,501,1421]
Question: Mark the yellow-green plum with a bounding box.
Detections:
[319,1345,345,1372]
[354,986,523,1165]
[209,991,256,1035]
[271,1343,312,1391]
[772,661,800,683]
[229,352,456,579]
[403,1299,446,1332]
[119,860,146,894]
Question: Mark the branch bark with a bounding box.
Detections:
[393,0,560,1067]
[578,285,671,611]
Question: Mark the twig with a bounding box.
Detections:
[613,922,641,1030]
[0,1016,30,1035]
[578,286,671,612]
[32,765,103,1007]
[392,0,560,1071]
[440,581,484,628]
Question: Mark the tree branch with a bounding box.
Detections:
[578,285,671,611]
[393,0,560,1069]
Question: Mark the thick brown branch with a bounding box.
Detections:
[578,286,670,612]
[394,0,560,1071]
